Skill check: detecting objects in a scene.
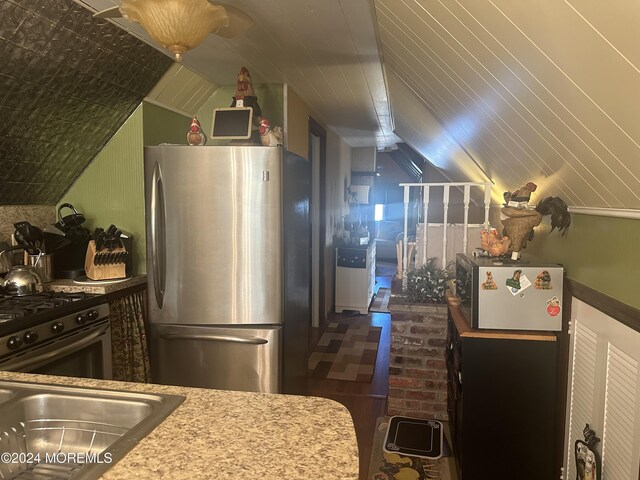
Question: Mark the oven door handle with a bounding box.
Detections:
[1,324,110,372]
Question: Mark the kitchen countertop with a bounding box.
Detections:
[44,274,146,295]
[0,371,359,479]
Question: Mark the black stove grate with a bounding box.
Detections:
[0,292,93,323]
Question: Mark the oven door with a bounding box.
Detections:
[0,320,112,380]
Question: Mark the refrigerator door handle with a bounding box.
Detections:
[151,162,167,308]
[160,333,269,345]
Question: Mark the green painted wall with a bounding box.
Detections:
[59,102,189,274]
[526,213,640,309]
[58,86,282,275]
[143,102,190,146]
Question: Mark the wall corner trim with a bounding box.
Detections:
[568,207,640,220]
[143,98,193,119]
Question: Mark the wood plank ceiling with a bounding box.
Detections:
[74,0,401,149]
[375,0,640,209]
[73,0,640,210]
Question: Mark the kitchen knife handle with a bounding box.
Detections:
[151,162,167,309]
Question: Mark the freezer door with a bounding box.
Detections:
[477,265,563,331]
[144,146,283,325]
[150,324,281,393]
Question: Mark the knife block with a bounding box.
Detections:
[84,240,126,281]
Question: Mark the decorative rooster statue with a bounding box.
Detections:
[235,66,255,100]
[187,116,207,146]
[504,181,538,206]
[501,181,571,260]
[231,66,262,119]
[259,118,283,146]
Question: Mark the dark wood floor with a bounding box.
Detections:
[307,274,392,480]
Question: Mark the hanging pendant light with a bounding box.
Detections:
[119,0,230,61]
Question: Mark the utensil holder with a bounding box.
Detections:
[24,252,54,283]
[84,240,126,281]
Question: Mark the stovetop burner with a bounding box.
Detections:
[0,292,104,335]
[0,291,110,363]
[0,292,94,322]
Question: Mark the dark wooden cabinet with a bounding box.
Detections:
[446,302,559,480]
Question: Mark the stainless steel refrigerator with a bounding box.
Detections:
[144,145,310,394]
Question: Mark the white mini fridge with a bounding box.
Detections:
[456,253,564,331]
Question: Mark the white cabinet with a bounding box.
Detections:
[335,242,376,314]
[564,298,640,480]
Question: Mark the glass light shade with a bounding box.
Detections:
[120,0,230,61]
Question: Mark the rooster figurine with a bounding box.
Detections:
[504,182,537,207]
[187,116,206,146]
[480,228,511,257]
[501,185,572,259]
[235,66,255,100]
[259,118,283,146]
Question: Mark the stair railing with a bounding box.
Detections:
[399,182,492,283]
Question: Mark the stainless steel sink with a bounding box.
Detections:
[0,389,14,404]
[0,380,185,480]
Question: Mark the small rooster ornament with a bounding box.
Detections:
[235,66,255,100]
[231,66,262,118]
[187,116,207,146]
[259,118,283,146]
[504,181,537,206]
[480,228,511,257]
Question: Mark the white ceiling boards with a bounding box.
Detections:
[375,0,640,209]
[74,0,399,149]
[74,0,640,210]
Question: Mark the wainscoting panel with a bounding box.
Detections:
[564,298,640,479]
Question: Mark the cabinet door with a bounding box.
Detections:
[446,316,463,471]
[564,299,640,479]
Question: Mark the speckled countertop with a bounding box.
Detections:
[44,274,146,294]
[0,372,359,479]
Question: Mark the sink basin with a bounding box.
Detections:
[0,380,185,480]
[0,388,14,404]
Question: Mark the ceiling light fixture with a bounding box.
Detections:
[121,0,228,61]
[94,0,254,62]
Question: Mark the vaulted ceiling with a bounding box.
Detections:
[74,0,640,210]
[75,0,401,149]
[376,0,640,209]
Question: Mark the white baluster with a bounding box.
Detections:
[463,185,470,254]
[442,186,450,267]
[402,186,410,290]
[422,185,430,266]
[484,183,491,229]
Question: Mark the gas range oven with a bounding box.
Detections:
[0,292,112,379]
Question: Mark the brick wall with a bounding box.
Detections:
[387,301,448,420]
